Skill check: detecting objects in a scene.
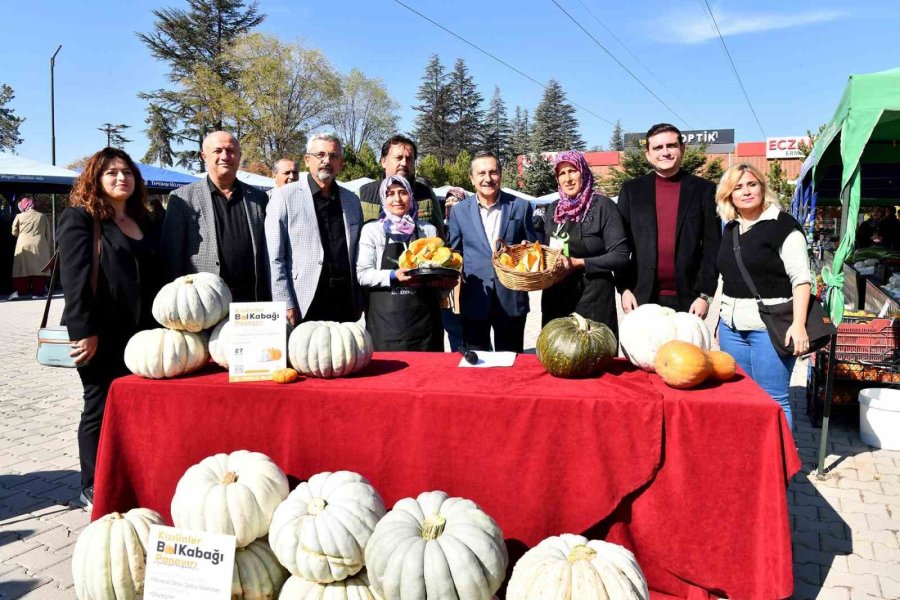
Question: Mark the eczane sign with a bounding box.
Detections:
[766,136,810,159]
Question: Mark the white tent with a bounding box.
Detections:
[236,170,275,190]
[433,185,472,199]
[338,177,374,195]
[0,152,80,193]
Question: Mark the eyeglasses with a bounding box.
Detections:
[307,152,340,162]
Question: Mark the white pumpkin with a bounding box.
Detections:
[152,272,232,332]
[288,321,373,378]
[365,490,508,600]
[618,303,712,371]
[124,328,209,379]
[171,450,289,548]
[209,318,294,369]
[72,508,163,600]
[279,572,379,600]
[507,533,649,600]
[269,471,385,583]
[233,539,290,600]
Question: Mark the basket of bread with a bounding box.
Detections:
[492,239,563,291]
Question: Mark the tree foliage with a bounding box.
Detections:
[444,150,473,189]
[446,59,483,157]
[416,154,447,188]
[522,154,557,197]
[142,104,175,166]
[99,123,132,149]
[482,86,510,163]
[327,69,399,155]
[767,160,795,208]
[798,123,827,159]
[341,144,382,181]
[599,144,711,197]
[0,84,24,151]
[413,55,451,164]
[531,80,584,152]
[608,119,624,151]
[507,106,531,162]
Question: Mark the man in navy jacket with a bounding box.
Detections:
[449,151,536,352]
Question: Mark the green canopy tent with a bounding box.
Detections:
[810,67,900,477]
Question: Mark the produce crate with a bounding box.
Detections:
[835,319,900,362]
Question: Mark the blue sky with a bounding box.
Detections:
[1,0,897,168]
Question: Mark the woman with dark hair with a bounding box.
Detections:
[57,148,165,506]
[540,150,629,336]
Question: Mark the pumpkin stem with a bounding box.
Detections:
[567,545,597,562]
[221,471,238,485]
[421,515,446,540]
[109,512,123,520]
[570,312,589,332]
[307,498,327,515]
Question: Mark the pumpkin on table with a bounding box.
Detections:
[706,350,737,381]
[364,490,508,600]
[152,272,232,332]
[619,303,712,372]
[507,533,649,600]
[278,571,379,600]
[124,328,209,379]
[536,313,618,378]
[268,471,385,583]
[233,539,290,600]
[288,321,373,379]
[72,508,163,600]
[654,340,712,389]
[171,450,289,548]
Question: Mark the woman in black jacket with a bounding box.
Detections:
[58,148,164,506]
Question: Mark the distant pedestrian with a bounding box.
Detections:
[10,197,52,299]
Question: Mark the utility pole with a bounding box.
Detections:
[50,45,62,247]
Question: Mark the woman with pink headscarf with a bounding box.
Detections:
[10,197,52,299]
[540,151,630,337]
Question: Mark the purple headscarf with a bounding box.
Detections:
[379,175,418,238]
[18,198,35,212]
[553,151,595,224]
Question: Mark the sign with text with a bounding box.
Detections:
[228,301,287,382]
[144,526,236,600]
[766,136,810,159]
[624,128,735,148]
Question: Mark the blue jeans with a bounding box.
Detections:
[718,321,797,430]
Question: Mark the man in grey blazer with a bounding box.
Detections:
[162,131,270,301]
[265,133,363,326]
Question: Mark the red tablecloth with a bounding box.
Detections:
[93,353,799,600]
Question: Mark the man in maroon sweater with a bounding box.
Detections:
[616,123,721,316]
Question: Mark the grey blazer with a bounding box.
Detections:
[162,178,269,296]
[265,176,363,316]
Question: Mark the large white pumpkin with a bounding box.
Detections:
[209,318,294,369]
[72,508,163,600]
[171,450,289,548]
[233,539,290,600]
[279,572,379,600]
[365,490,508,600]
[124,328,209,379]
[269,471,385,583]
[152,272,232,332]
[618,303,712,371]
[507,534,649,600]
[288,321,373,378]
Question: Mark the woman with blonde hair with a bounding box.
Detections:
[714,163,812,429]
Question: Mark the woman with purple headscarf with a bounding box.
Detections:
[10,197,52,299]
[540,151,630,337]
[356,175,448,351]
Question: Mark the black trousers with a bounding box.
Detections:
[461,289,526,353]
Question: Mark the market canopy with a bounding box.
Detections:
[137,163,198,192]
[0,152,79,194]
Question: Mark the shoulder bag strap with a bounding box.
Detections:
[731,225,769,314]
[40,251,60,329]
[39,216,101,329]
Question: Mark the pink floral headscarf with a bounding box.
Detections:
[553,151,595,224]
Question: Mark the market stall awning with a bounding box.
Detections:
[0,152,79,194]
[236,170,274,190]
[137,163,198,192]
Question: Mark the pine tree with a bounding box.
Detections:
[416,154,447,187]
[446,59,483,157]
[482,86,510,163]
[508,106,531,161]
[0,84,24,151]
[531,80,585,152]
[142,104,175,166]
[701,158,724,185]
[413,55,452,164]
[523,154,557,197]
[767,160,795,208]
[609,119,624,151]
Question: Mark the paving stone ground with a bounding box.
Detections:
[1,293,898,599]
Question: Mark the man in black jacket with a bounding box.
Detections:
[358,135,443,235]
[616,123,721,316]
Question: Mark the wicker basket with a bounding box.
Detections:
[492,240,563,292]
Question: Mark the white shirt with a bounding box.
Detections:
[719,205,814,331]
[477,197,503,248]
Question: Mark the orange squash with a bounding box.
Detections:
[272,368,299,384]
[654,341,712,389]
[706,350,736,381]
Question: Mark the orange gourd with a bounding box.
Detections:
[273,368,299,384]
[654,341,712,389]
[706,350,736,381]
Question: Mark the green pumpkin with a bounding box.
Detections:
[536,313,618,378]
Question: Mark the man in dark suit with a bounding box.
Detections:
[449,151,536,352]
[162,131,270,302]
[617,123,720,316]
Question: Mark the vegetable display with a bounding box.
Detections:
[536,313,618,378]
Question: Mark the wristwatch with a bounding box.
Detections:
[698,293,712,303]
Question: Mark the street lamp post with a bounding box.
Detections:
[50,45,61,247]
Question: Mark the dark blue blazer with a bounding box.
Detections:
[448,191,536,319]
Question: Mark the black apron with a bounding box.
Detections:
[366,231,443,352]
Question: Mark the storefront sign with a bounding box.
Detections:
[766,136,811,159]
[144,526,236,600]
[228,301,287,382]
[624,129,735,148]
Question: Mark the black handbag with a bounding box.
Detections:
[731,226,835,357]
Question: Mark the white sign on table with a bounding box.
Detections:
[228,301,287,382]
[144,525,236,600]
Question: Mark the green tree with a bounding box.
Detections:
[600,143,710,197]
[531,80,585,152]
[444,150,473,189]
[507,106,531,162]
[99,123,132,148]
[701,157,724,184]
[327,69,399,155]
[522,154,556,197]
[416,154,447,187]
[767,160,795,208]
[482,86,510,162]
[680,145,708,175]
[798,123,827,159]
[608,119,624,151]
[341,144,382,181]
[413,55,451,163]
[0,84,25,151]
[501,158,523,190]
[142,103,175,166]
[446,59,483,156]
